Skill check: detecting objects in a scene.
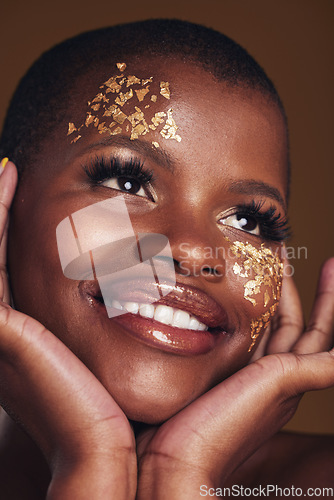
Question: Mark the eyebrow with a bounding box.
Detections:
[228,179,286,210]
[78,136,286,209]
[79,135,174,171]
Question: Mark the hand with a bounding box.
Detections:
[136,258,334,499]
[0,162,137,499]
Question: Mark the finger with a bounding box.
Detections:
[0,220,10,304]
[0,160,18,250]
[0,304,133,461]
[266,261,304,354]
[293,257,334,354]
[0,161,17,304]
[151,349,334,483]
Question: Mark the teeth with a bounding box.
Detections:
[110,299,208,331]
[139,303,154,319]
[154,304,174,325]
[124,302,139,314]
[173,309,190,329]
[111,300,124,311]
[189,317,202,330]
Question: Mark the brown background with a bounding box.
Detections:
[1,0,333,434]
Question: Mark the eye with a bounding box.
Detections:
[83,156,154,200]
[101,176,147,197]
[220,213,260,235]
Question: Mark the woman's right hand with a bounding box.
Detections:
[0,161,137,499]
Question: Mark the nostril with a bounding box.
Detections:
[201,266,220,276]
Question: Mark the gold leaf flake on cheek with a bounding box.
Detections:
[230,241,283,307]
[67,123,77,135]
[152,141,160,148]
[85,113,95,127]
[228,239,283,351]
[71,135,81,143]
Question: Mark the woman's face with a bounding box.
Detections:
[8,58,288,423]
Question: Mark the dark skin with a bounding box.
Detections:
[0,58,333,498]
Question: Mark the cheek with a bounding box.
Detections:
[225,237,283,351]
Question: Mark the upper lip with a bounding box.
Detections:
[80,279,229,331]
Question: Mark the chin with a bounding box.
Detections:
[110,382,201,425]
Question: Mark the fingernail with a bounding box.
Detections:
[0,157,9,173]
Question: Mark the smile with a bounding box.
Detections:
[81,280,230,355]
[110,300,209,331]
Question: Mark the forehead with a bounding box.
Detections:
[38,57,289,199]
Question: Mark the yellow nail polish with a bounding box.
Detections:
[0,157,9,169]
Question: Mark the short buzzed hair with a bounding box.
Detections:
[0,19,287,179]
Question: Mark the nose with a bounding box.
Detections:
[170,226,226,283]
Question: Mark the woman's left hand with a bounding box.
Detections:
[136,258,334,499]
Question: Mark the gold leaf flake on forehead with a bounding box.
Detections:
[113,109,127,124]
[160,109,182,142]
[102,76,123,93]
[126,75,141,86]
[110,126,122,135]
[135,88,150,102]
[160,81,170,99]
[68,63,181,144]
[92,93,109,103]
[116,62,127,72]
[142,77,153,86]
[115,89,133,107]
[149,111,166,130]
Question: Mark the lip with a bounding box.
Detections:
[80,279,230,355]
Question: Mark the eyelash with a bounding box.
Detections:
[83,158,290,242]
[83,155,154,195]
[226,200,291,242]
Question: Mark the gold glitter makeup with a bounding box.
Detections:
[135,88,150,101]
[67,63,182,145]
[116,62,127,72]
[160,81,170,99]
[67,123,77,135]
[227,238,283,351]
[160,109,182,142]
[230,241,283,307]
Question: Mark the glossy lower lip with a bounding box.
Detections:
[91,298,228,355]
